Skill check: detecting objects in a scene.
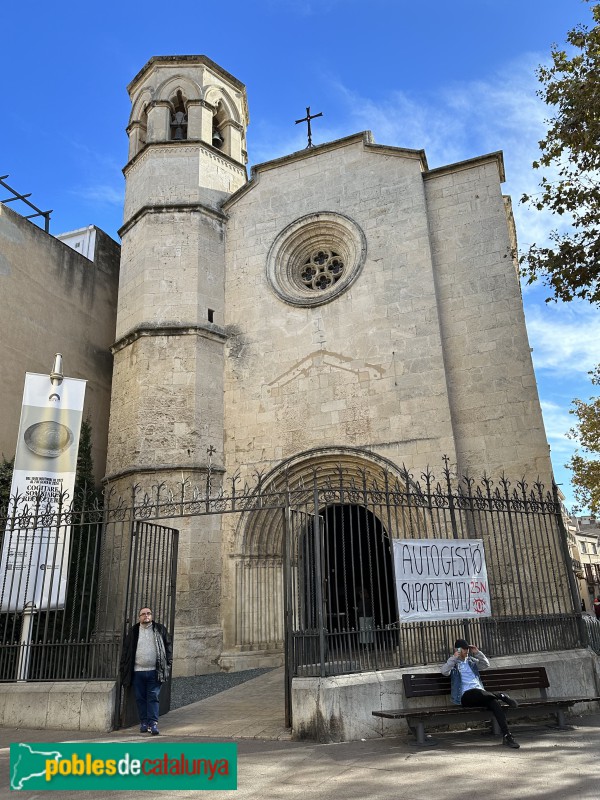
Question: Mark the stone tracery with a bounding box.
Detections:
[300,250,345,291]
[266,212,367,307]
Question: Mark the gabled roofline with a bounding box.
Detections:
[222,131,428,211]
[423,151,505,182]
[221,134,505,212]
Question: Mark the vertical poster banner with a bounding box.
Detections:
[393,539,491,622]
[0,372,86,612]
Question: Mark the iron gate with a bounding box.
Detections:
[119,520,178,727]
[0,455,591,733]
[283,465,583,685]
[0,495,178,691]
[122,521,178,638]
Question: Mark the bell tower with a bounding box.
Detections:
[106,56,249,674]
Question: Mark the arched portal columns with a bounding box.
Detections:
[218,447,416,671]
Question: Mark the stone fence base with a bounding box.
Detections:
[291,649,600,742]
[0,681,117,732]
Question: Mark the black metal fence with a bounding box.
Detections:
[0,490,114,681]
[584,615,600,654]
[283,462,585,677]
[0,457,591,696]
[0,483,180,686]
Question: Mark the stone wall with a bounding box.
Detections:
[106,56,251,674]
[222,133,552,486]
[0,682,116,732]
[223,134,459,486]
[425,158,551,480]
[0,204,119,484]
[216,133,556,666]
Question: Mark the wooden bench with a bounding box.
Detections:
[372,666,600,746]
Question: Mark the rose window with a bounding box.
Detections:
[300,251,345,291]
[266,212,367,307]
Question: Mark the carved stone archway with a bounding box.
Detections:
[228,447,416,656]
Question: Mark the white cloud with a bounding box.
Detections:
[323,61,600,384]
[540,399,577,455]
[69,140,122,173]
[72,185,124,205]
[330,80,466,166]
[526,303,600,375]
[251,51,562,249]
[330,54,570,251]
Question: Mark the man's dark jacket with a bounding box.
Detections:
[119,621,173,687]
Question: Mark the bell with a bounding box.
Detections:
[174,126,184,141]
[212,129,224,148]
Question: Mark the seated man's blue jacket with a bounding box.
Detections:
[441,651,490,705]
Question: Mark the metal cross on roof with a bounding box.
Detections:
[295,106,323,148]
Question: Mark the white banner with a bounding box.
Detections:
[0,373,86,612]
[393,539,491,622]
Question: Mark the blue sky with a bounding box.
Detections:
[2,0,598,509]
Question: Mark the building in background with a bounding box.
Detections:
[574,516,600,611]
[0,203,119,485]
[57,225,98,261]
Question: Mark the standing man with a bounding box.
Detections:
[441,638,520,749]
[120,607,173,735]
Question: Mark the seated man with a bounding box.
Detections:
[441,638,520,749]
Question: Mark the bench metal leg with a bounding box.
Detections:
[555,709,569,730]
[409,721,438,748]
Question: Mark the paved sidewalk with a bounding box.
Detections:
[1,668,599,799]
[161,666,291,740]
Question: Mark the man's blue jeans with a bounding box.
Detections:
[133,670,161,726]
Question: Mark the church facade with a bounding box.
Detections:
[106,56,552,675]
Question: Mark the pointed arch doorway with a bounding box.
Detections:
[318,503,396,639]
[296,502,398,674]
[230,448,418,725]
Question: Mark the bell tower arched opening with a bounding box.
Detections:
[170,89,188,140]
[212,101,226,149]
[138,104,148,148]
